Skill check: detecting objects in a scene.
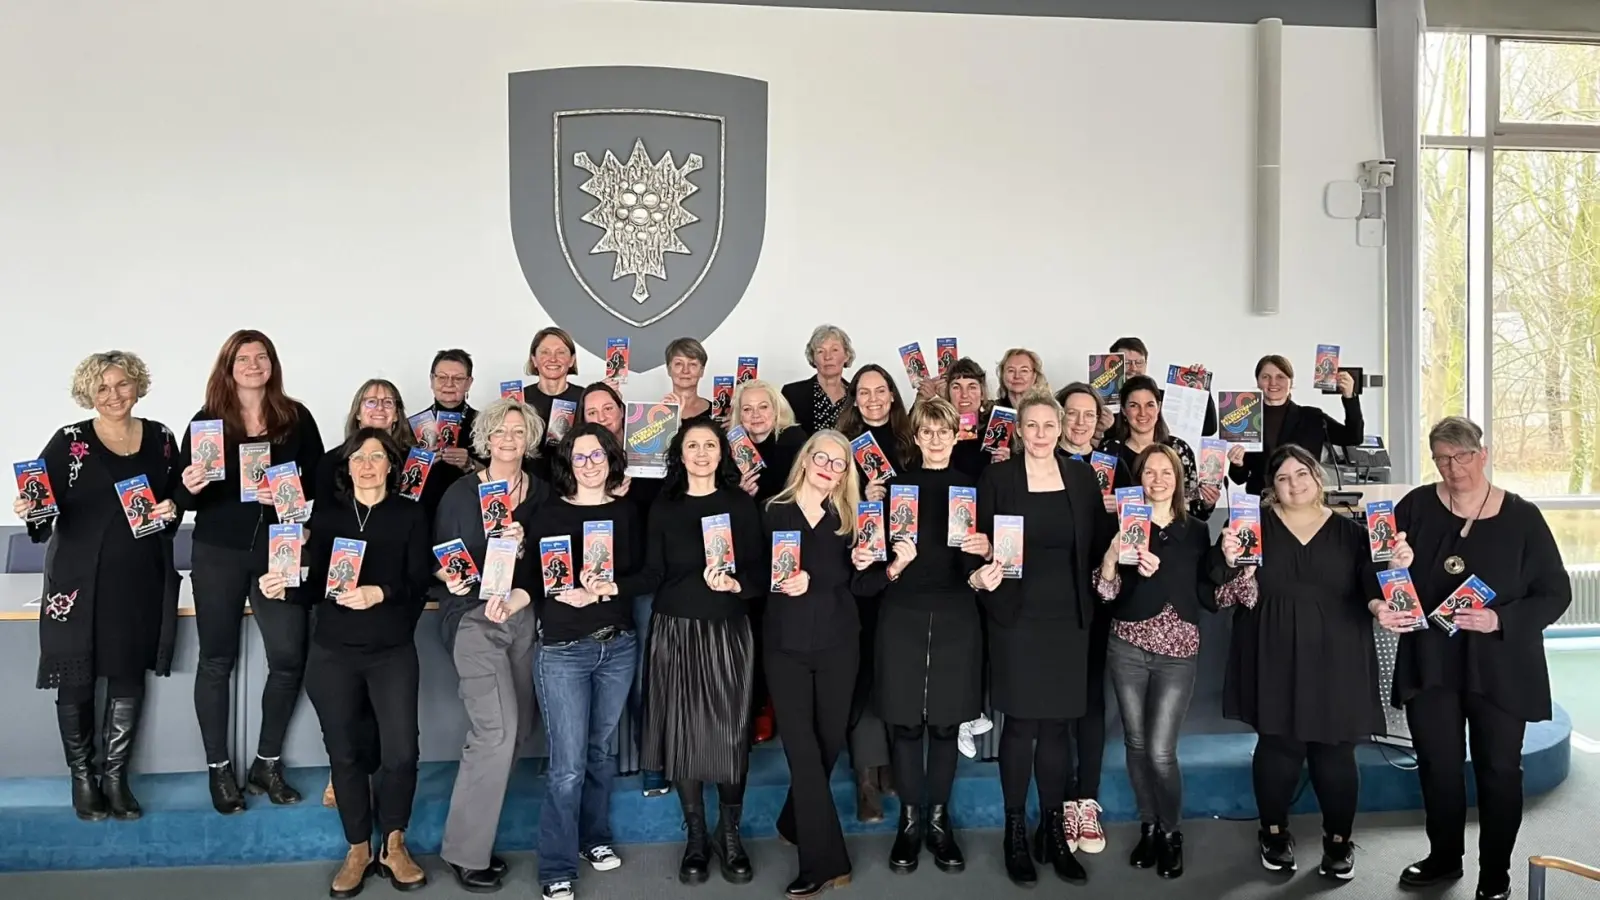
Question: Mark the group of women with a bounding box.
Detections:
[20,324,1570,900]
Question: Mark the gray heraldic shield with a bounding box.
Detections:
[509,67,769,373]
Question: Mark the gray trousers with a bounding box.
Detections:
[440,604,538,871]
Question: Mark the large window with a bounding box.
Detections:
[1421,34,1600,571]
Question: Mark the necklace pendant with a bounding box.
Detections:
[1444,555,1466,575]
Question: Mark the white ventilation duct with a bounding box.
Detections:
[1255,17,1283,316]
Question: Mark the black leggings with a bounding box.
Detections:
[891,723,960,807]
[676,779,746,811]
[57,676,145,706]
[1252,734,1358,837]
[999,716,1071,811]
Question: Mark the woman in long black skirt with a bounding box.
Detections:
[975,395,1110,886]
[1210,443,1385,881]
[859,398,989,874]
[617,417,765,884]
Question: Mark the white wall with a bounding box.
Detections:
[0,0,1383,515]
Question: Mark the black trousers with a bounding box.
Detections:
[1000,716,1071,811]
[1068,613,1111,801]
[768,639,858,884]
[1252,734,1358,837]
[305,641,420,846]
[847,596,889,771]
[191,541,308,764]
[1406,688,1526,881]
[891,723,960,807]
[748,599,769,719]
[57,676,145,706]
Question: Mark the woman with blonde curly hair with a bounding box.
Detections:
[19,351,181,822]
[997,348,1050,409]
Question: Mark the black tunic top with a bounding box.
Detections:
[1391,487,1571,722]
[1210,511,1386,744]
[752,426,807,502]
[297,493,433,655]
[174,402,325,553]
[855,466,985,612]
[1227,397,1364,496]
[431,467,550,653]
[618,487,765,621]
[515,496,640,643]
[761,501,869,653]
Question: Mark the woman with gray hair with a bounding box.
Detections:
[781,324,855,434]
[1386,416,1571,900]
[436,396,550,893]
[17,351,181,821]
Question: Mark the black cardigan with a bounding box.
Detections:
[174,402,325,553]
[1105,516,1216,624]
[1228,396,1364,495]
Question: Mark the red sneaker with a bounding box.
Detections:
[753,702,774,744]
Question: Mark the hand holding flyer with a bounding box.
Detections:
[1366,500,1398,562]
[898,342,930,390]
[771,531,802,590]
[264,462,309,524]
[539,536,574,596]
[1228,493,1262,565]
[13,460,58,523]
[190,420,226,482]
[856,502,886,562]
[1376,569,1426,632]
[1429,575,1497,636]
[433,539,481,588]
[888,484,919,544]
[935,338,958,377]
[850,432,896,482]
[702,514,736,574]
[1118,503,1152,565]
[479,538,518,601]
[397,449,434,502]
[268,524,302,588]
[605,338,631,385]
[583,520,615,583]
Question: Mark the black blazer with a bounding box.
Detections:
[780,376,833,435]
[1229,396,1364,495]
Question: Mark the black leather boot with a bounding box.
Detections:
[713,803,753,884]
[855,767,883,823]
[889,804,922,873]
[1003,808,1037,886]
[1129,822,1157,868]
[1157,830,1185,879]
[101,697,143,820]
[246,756,302,805]
[678,799,711,884]
[56,701,107,821]
[925,803,965,872]
[208,761,246,815]
[1041,806,1088,883]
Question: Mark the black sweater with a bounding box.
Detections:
[752,426,807,502]
[1105,516,1217,624]
[761,500,873,653]
[174,402,325,552]
[297,493,432,654]
[856,466,985,612]
[515,496,639,643]
[1228,396,1363,495]
[617,487,765,620]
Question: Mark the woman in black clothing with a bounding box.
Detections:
[317,378,455,522]
[24,351,181,821]
[761,429,870,899]
[1106,336,1219,438]
[780,324,855,434]
[1112,376,1219,519]
[523,326,587,426]
[614,418,764,884]
[1210,444,1383,880]
[259,427,433,896]
[174,329,324,814]
[1384,417,1571,900]
[1056,383,1121,498]
[974,394,1110,886]
[946,358,1008,481]
[1226,354,1363,496]
[730,378,808,503]
[858,398,990,874]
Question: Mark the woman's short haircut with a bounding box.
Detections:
[550,422,627,498]
[1427,415,1484,452]
[664,337,708,366]
[910,396,961,435]
[1055,381,1105,420]
[804,324,856,369]
[1109,336,1150,359]
[334,426,405,496]
[526,326,579,377]
[472,397,545,459]
[943,357,989,395]
[71,351,151,410]
[729,378,797,435]
[1255,354,1295,380]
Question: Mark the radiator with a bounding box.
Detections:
[1558,564,1600,629]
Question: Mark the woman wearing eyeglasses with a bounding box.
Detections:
[317,379,455,520]
[762,431,871,898]
[1384,417,1571,900]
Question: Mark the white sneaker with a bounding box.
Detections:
[580,845,622,871]
[1075,799,1106,854]
[957,721,977,759]
[1062,800,1082,853]
[543,882,574,899]
[968,713,994,736]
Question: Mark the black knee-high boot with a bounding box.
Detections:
[57,702,108,821]
[101,696,143,820]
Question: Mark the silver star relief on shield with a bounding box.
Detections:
[574,139,702,303]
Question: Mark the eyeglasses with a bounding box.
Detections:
[917,427,954,441]
[811,452,848,473]
[1432,449,1479,468]
[571,449,608,469]
[432,374,469,386]
[350,452,388,465]
[362,398,396,410]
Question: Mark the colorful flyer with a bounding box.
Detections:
[325,537,367,599]
[1366,500,1398,562]
[701,513,736,573]
[1314,344,1341,392]
[935,337,959,377]
[771,530,802,590]
[605,337,631,385]
[435,411,464,448]
[499,379,524,400]
[980,406,1016,455]
[1228,492,1263,565]
[1217,391,1265,452]
[736,356,759,385]
[856,501,886,562]
[546,399,578,446]
[408,410,439,451]
[1118,503,1152,565]
[12,460,58,523]
[947,486,976,548]
[711,375,735,420]
[267,523,302,588]
[397,448,434,502]
[1377,569,1427,632]
[264,462,309,524]
[479,537,518,601]
[583,520,615,583]
[190,419,226,482]
[1115,486,1145,513]
[238,442,271,502]
[888,484,919,544]
[993,515,1024,579]
[1429,575,1497,637]
[1089,353,1126,411]
[623,401,682,478]
[727,425,765,477]
[898,342,930,390]
[1166,364,1213,392]
[479,480,511,538]
[539,536,574,596]
[115,475,163,538]
[957,411,978,441]
[1197,437,1229,490]
[1089,451,1118,497]
[850,431,897,482]
[432,538,481,588]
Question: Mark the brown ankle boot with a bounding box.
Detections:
[380,830,427,890]
[322,778,337,808]
[330,842,373,898]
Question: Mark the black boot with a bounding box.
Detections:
[889,804,922,873]
[246,756,302,805]
[1157,830,1184,879]
[713,803,753,884]
[56,702,107,821]
[1399,856,1463,887]
[101,697,143,820]
[1040,806,1088,883]
[925,803,965,872]
[1003,808,1037,886]
[678,798,710,884]
[1129,823,1157,868]
[208,761,246,815]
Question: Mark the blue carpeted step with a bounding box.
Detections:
[0,711,1573,872]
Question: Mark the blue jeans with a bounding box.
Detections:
[533,631,637,887]
[628,594,654,756]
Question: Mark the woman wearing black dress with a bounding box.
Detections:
[974,394,1109,886]
[24,351,181,821]
[1211,443,1384,880]
[1383,417,1571,900]
[858,398,989,874]
[780,324,855,434]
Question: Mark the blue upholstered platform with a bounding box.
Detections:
[0,707,1571,872]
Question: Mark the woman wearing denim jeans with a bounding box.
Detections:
[511,423,641,900]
